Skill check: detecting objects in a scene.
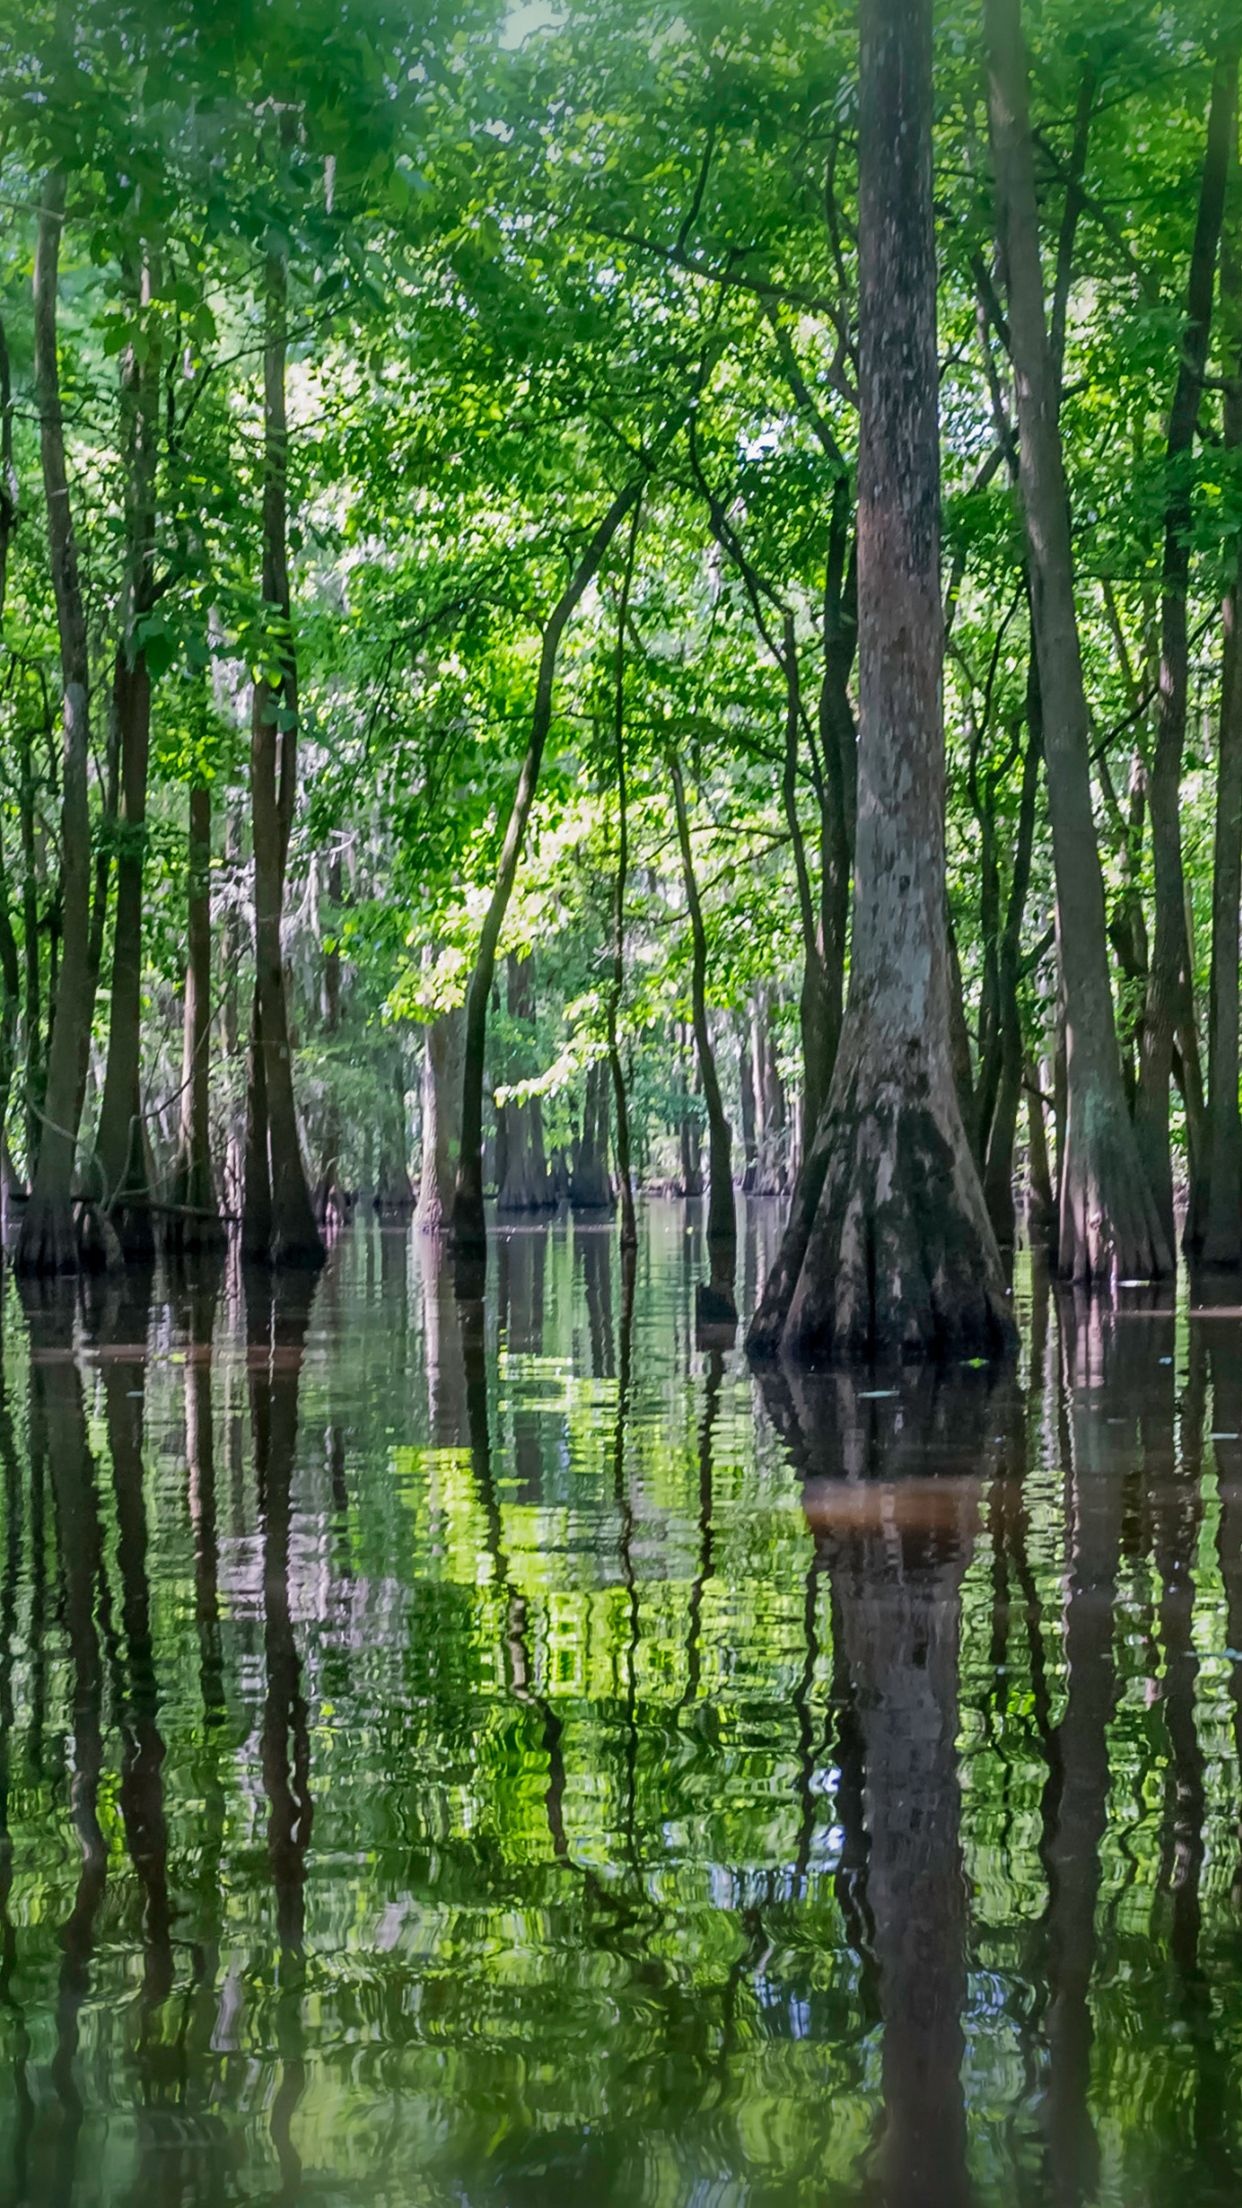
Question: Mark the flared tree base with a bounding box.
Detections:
[15,1196,121,1278]
[1058,1090,1172,1285]
[748,1064,1015,1368]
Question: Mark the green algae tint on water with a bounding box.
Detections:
[2,1202,1242,2207]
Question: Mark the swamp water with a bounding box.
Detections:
[0,1200,1241,2205]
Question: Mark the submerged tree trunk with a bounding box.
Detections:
[243,223,323,1270]
[1197,154,1242,1265]
[167,781,224,1255]
[985,0,1170,1284]
[96,253,161,1260]
[416,1007,464,1235]
[1136,43,1236,1248]
[17,175,110,1276]
[452,480,643,1253]
[749,0,1012,1365]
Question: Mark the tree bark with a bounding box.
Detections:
[1196,133,1242,1265]
[17,175,111,1275]
[452,479,643,1252]
[96,253,161,1258]
[496,955,552,1214]
[607,501,640,1250]
[167,781,223,1253]
[669,752,735,1276]
[1136,42,1237,1247]
[314,848,347,1229]
[749,0,1013,1364]
[243,226,323,1269]
[0,308,20,1206]
[984,0,1171,1283]
[415,1006,464,1234]
[571,1060,614,1212]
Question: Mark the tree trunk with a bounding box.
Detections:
[669,754,734,1257]
[1136,43,1237,1247]
[571,1061,614,1212]
[749,0,1012,1365]
[0,309,20,1209]
[314,848,347,1229]
[984,0,1170,1284]
[452,480,644,1252]
[243,225,323,1269]
[496,955,552,1215]
[415,1006,464,1234]
[1026,1059,1057,1245]
[17,174,111,1276]
[982,662,1042,1245]
[607,500,640,1251]
[19,723,41,1184]
[1196,148,1242,1264]
[736,1011,757,1193]
[167,781,223,1254]
[96,253,161,1259]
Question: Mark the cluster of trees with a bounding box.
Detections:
[0,0,1239,1355]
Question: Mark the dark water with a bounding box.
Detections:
[2,1202,1242,2205]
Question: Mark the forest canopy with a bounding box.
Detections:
[0,0,1238,1354]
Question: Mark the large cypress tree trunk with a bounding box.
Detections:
[96,254,161,1260]
[749,0,1012,1364]
[243,227,322,1270]
[167,782,223,1253]
[1136,44,1237,1248]
[1196,143,1242,1266]
[984,0,1170,1284]
[17,176,107,1276]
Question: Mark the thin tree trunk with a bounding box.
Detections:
[496,955,552,1214]
[244,222,323,1269]
[314,848,346,1228]
[168,781,223,1253]
[749,0,1012,1363]
[452,479,644,1252]
[984,0,1170,1284]
[736,1011,757,1193]
[1137,42,1237,1247]
[607,502,640,1250]
[1197,134,1242,1265]
[982,660,1042,1244]
[19,723,41,1183]
[17,174,108,1275]
[96,252,160,1257]
[0,309,20,1204]
[415,1007,463,1234]
[669,753,735,1271]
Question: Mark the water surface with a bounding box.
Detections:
[1,1201,1241,2205]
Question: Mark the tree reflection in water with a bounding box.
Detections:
[0,1216,1238,2204]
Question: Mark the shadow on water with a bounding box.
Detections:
[3,1214,1242,2204]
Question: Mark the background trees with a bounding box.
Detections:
[0,0,1235,1301]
